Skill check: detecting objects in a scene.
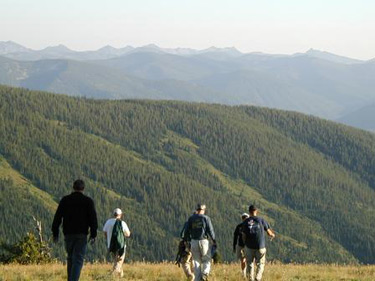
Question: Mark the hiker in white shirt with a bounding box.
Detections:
[103,208,131,277]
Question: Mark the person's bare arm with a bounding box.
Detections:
[124,230,131,237]
[267,229,275,240]
[104,232,107,240]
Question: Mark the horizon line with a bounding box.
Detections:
[1,40,371,62]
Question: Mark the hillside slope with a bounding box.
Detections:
[0,57,227,102]
[193,69,338,116]
[0,86,374,263]
[337,103,375,131]
[0,156,57,240]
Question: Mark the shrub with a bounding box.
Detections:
[0,232,54,264]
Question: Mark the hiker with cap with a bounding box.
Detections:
[233,213,250,278]
[183,204,216,281]
[241,205,275,281]
[52,179,98,281]
[103,208,131,278]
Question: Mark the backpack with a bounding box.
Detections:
[242,218,263,248]
[109,219,126,256]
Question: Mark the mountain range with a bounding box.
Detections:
[0,41,374,129]
[1,85,375,263]
[0,41,243,61]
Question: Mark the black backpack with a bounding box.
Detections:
[243,218,263,247]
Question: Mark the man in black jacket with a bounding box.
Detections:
[52,179,98,281]
[233,213,249,278]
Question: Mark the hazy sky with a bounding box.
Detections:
[2,0,374,59]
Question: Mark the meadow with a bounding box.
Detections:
[1,263,375,281]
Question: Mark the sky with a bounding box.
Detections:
[1,0,374,60]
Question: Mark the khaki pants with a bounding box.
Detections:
[111,250,126,277]
[191,239,211,281]
[181,251,194,281]
[245,247,266,281]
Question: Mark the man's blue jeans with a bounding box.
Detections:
[64,234,87,281]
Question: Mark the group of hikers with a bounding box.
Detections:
[52,179,275,281]
[176,204,275,281]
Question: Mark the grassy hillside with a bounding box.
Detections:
[1,263,375,281]
[0,85,374,263]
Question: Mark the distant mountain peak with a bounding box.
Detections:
[143,43,160,49]
[42,44,73,53]
[0,41,31,55]
[305,48,336,56]
[96,45,134,57]
[206,46,219,51]
[227,46,240,51]
[303,48,362,64]
[98,45,116,50]
[306,48,319,53]
[1,40,21,45]
[97,45,120,53]
[126,44,165,55]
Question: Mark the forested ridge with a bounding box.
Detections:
[0,85,374,263]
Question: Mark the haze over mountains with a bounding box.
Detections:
[338,104,375,132]
[0,41,374,130]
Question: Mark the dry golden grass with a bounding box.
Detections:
[1,262,375,281]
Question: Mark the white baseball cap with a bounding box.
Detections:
[113,208,122,215]
[241,213,249,218]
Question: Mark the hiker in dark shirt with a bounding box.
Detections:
[52,179,98,281]
[233,213,249,278]
[241,205,275,281]
[183,204,216,281]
